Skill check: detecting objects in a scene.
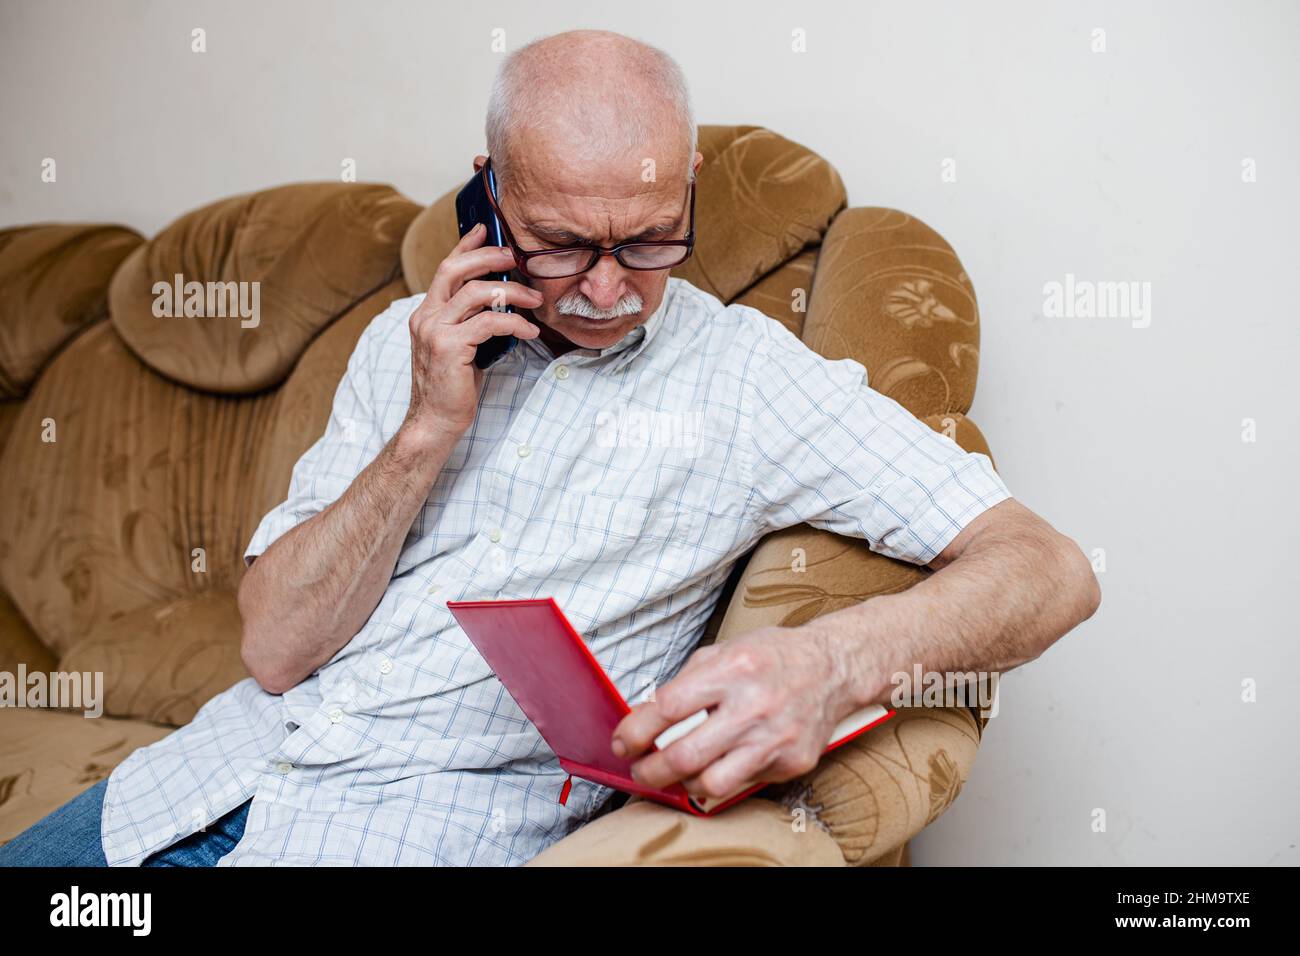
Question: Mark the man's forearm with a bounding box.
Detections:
[810,506,1101,714]
[237,424,459,693]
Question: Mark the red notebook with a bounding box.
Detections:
[446,596,895,816]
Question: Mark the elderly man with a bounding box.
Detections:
[0,29,1097,868]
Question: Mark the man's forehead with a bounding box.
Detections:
[507,155,683,199]
[503,123,691,187]
[505,167,688,240]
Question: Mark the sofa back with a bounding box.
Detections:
[0,184,417,657]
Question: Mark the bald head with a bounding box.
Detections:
[484,30,697,190]
[476,31,701,358]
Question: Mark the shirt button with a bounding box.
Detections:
[379,659,393,675]
[555,365,570,380]
[328,708,343,723]
[488,527,502,543]
[426,582,440,595]
[274,761,293,774]
[517,444,531,458]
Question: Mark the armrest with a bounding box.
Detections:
[710,525,984,864]
[705,412,999,864]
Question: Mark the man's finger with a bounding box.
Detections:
[612,662,728,760]
[680,742,774,802]
[424,222,484,303]
[456,310,540,349]
[441,279,542,326]
[426,235,516,306]
[411,275,538,342]
[627,702,754,791]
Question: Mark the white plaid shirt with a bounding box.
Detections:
[101,276,1011,866]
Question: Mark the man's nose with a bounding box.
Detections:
[579,254,630,310]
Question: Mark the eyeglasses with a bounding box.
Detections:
[480,156,696,280]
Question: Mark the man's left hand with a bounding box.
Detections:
[610,625,859,801]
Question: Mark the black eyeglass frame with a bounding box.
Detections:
[479,156,696,279]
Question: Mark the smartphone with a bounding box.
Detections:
[455,164,528,369]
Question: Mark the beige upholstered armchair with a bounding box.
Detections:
[0,125,994,866]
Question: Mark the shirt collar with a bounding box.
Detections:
[521,280,675,373]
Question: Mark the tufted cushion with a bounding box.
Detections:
[0,290,416,663]
[730,247,818,338]
[400,189,458,297]
[109,184,419,394]
[400,125,845,304]
[57,590,246,727]
[0,399,23,464]
[0,184,423,659]
[675,127,845,301]
[0,223,143,399]
[245,279,410,536]
[802,208,981,418]
[0,588,55,674]
[0,323,275,655]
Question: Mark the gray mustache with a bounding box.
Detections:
[554,289,643,320]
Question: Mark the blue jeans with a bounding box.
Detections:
[0,779,251,867]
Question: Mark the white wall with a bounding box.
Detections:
[3,0,1296,865]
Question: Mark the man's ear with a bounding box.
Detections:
[691,150,704,179]
[473,154,488,172]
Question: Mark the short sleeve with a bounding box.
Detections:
[243,300,407,565]
[745,319,1012,565]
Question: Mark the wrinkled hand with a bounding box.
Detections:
[611,626,853,801]
[402,222,542,442]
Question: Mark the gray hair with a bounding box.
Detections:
[484,30,698,187]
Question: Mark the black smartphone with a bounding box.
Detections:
[455,164,527,369]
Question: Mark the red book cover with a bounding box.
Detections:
[446,597,894,816]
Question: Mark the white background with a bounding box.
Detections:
[2,0,1296,865]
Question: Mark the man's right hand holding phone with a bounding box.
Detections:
[401,221,543,446]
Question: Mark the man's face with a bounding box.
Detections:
[477,146,700,353]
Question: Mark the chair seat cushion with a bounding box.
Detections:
[0,708,171,845]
